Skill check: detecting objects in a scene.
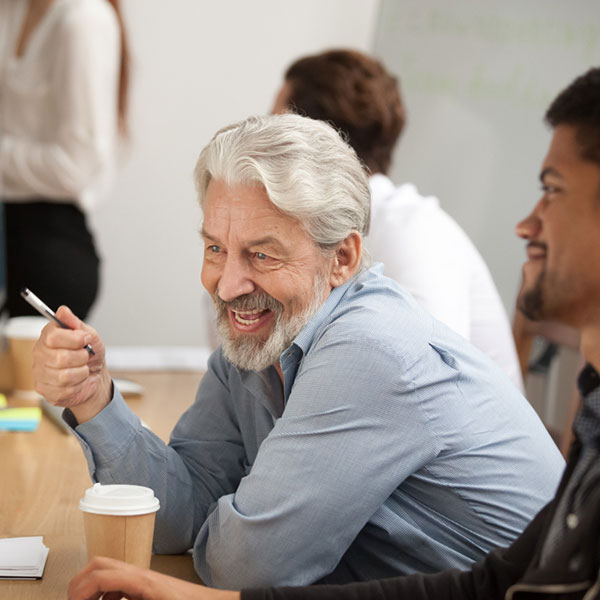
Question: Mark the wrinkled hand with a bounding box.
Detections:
[68,556,240,600]
[33,305,112,423]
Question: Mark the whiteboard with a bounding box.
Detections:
[373,1,600,313]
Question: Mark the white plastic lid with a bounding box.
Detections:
[79,483,160,516]
[5,316,47,340]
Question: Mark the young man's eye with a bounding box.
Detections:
[541,184,559,195]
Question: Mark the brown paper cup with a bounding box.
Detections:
[82,512,157,567]
[5,317,47,400]
[80,483,160,568]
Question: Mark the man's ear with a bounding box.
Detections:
[329,232,362,288]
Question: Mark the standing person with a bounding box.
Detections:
[272,49,523,391]
[68,67,600,600]
[35,113,561,590]
[0,0,129,318]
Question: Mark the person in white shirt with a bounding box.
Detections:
[272,49,523,391]
[0,0,128,318]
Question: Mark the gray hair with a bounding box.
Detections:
[194,113,372,271]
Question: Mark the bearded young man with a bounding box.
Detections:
[36,114,561,591]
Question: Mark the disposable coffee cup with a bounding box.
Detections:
[79,483,160,568]
[5,317,47,400]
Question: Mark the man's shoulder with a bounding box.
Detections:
[308,267,521,384]
[335,266,422,315]
[309,267,436,358]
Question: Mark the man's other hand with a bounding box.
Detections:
[68,556,240,600]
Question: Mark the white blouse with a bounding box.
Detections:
[0,0,120,211]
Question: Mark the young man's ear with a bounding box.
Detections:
[329,232,362,288]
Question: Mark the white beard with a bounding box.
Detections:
[214,272,328,372]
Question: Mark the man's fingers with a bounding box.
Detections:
[49,306,100,349]
[44,326,90,352]
[53,364,90,388]
[40,347,90,369]
[68,558,148,600]
[68,557,235,600]
[33,350,90,386]
[55,305,84,330]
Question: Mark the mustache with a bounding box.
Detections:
[213,291,283,313]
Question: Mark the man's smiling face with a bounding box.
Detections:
[201,179,334,371]
[516,124,600,327]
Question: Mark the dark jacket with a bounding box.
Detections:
[243,439,600,600]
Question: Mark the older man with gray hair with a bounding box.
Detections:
[35,114,562,590]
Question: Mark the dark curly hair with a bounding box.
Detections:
[283,49,405,175]
[545,67,600,165]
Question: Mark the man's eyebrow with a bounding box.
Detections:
[199,230,286,250]
[199,228,218,241]
[539,166,564,182]
[246,236,285,249]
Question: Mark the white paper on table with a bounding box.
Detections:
[0,536,49,579]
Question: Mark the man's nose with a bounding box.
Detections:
[515,205,542,240]
[217,256,256,302]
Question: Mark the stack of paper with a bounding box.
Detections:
[0,536,49,579]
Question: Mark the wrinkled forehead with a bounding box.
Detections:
[202,178,312,246]
[203,179,284,220]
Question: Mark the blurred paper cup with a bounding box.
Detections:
[5,316,47,400]
[79,483,160,568]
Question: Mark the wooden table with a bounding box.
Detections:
[0,370,204,599]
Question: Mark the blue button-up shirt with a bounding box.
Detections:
[69,265,563,589]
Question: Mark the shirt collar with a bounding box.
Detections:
[577,363,600,396]
[574,364,600,449]
[292,277,355,354]
[279,269,373,403]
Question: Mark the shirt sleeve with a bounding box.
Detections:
[193,335,439,589]
[69,354,247,555]
[0,2,120,199]
[240,500,554,600]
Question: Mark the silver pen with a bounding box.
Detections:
[19,287,95,356]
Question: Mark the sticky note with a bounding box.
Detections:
[0,407,42,431]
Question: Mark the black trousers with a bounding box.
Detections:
[3,201,100,319]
